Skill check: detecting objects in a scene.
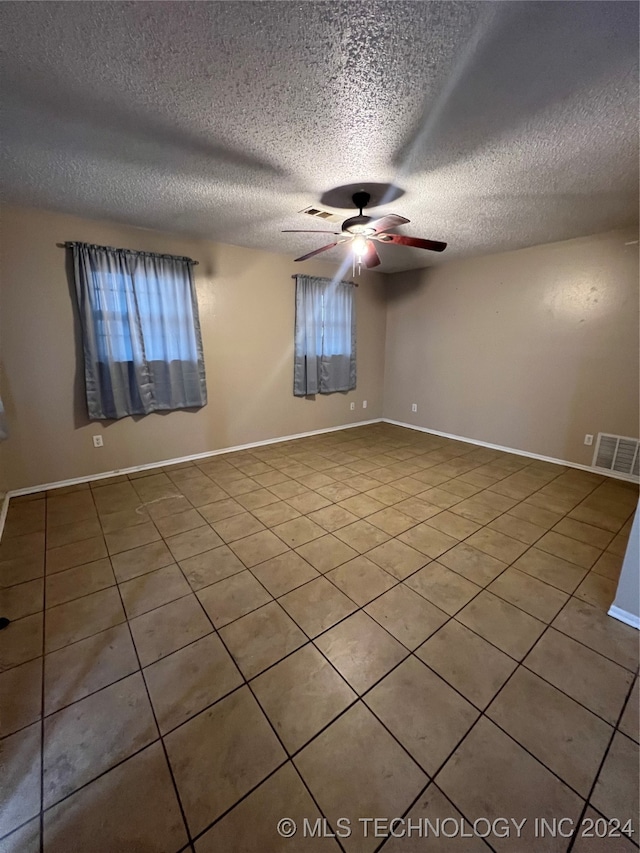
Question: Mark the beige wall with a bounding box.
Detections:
[0,206,386,491]
[384,228,639,466]
[1,206,638,493]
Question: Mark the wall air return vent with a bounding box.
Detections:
[299,206,342,223]
[592,433,640,478]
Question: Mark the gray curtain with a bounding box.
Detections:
[294,274,356,396]
[72,243,207,420]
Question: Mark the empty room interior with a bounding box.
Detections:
[1,2,639,852]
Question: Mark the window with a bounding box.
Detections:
[293,274,356,396]
[71,242,207,419]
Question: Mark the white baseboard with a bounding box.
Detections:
[608,605,640,631]
[5,418,384,499]
[2,416,635,537]
[382,419,640,484]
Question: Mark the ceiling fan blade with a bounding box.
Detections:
[363,241,381,268]
[370,214,410,233]
[282,229,341,234]
[378,233,447,252]
[294,242,340,262]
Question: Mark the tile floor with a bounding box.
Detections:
[0,423,638,852]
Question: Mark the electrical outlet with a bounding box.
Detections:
[362,400,368,409]
[584,434,594,446]
[411,403,418,413]
[92,435,104,448]
[350,402,355,411]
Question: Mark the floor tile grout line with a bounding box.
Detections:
[218,593,465,784]
[0,640,587,848]
[286,582,615,812]
[85,485,195,850]
[272,664,500,853]
[36,442,624,568]
[517,654,637,730]
[179,467,430,641]
[15,550,629,745]
[114,633,194,848]
[565,674,640,853]
[367,722,500,853]
[388,674,588,834]
[181,576,351,853]
[245,450,640,817]
[0,506,588,640]
[536,595,640,674]
[145,592,410,743]
[0,816,43,849]
[299,471,634,686]
[288,761,350,853]
[4,459,631,588]
[373,780,498,853]
[403,473,640,718]
[402,526,637,819]
[2,511,632,674]
[40,574,121,612]
[1,426,636,847]
[572,800,640,852]
[38,490,50,853]
[57,502,636,664]
[418,478,636,665]
[224,441,554,614]
[41,664,145,723]
[2,447,634,688]
[443,635,601,798]
[616,672,640,740]
[29,485,633,573]
[137,520,452,846]
[23,598,241,841]
[28,738,165,826]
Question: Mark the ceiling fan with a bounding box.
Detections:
[283,190,447,269]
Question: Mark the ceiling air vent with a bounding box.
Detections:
[593,433,640,478]
[299,206,342,223]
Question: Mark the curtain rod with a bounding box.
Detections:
[290,274,358,287]
[57,242,199,266]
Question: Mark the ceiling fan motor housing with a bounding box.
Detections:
[342,214,375,234]
[343,191,375,234]
[286,186,446,263]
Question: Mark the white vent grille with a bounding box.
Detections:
[299,206,342,223]
[593,433,640,477]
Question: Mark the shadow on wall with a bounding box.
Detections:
[383,268,426,305]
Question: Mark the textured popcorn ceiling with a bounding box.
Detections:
[0,1,638,272]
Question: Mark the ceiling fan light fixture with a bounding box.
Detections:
[342,216,374,235]
[352,234,368,258]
